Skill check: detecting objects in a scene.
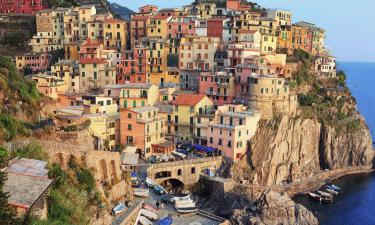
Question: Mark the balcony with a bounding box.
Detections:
[137,117,162,124]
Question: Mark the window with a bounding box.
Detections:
[81,72,85,77]
[209,137,213,144]
[238,131,241,137]
[128,124,132,130]
[93,72,97,79]
[227,141,232,147]
[218,139,222,146]
[127,113,132,118]
[191,167,196,174]
[177,169,182,176]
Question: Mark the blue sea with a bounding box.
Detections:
[294,62,375,225]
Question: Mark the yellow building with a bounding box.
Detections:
[79,58,116,91]
[103,18,127,51]
[64,41,82,61]
[104,83,160,109]
[147,39,180,86]
[197,2,217,19]
[260,34,277,55]
[81,95,118,114]
[147,15,169,39]
[51,60,80,93]
[171,93,213,143]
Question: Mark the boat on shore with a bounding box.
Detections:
[134,188,149,198]
[171,194,190,202]
[175,205,197,213]
[317,190,333,198]
[140,209,158,220]
[112,202,126,215]
[153,184,166,194]
[146,177,156,188]
[142,203,158,214]
[308,192,321,201]
[159,216,173,225]
[175,201,196,208]
[174,199,194,205]
[327,184,341,191]
[325,188,339,195]
[139,215,152,225]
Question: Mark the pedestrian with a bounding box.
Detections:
[156,201,160,209]
[161,202,164,209]
[141,179,144,187]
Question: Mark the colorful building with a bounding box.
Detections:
[16,52,51,73]
[114,83,159,109]
[198,71,236,108]
[207,104,260,161]
[51,60,80,93]
[103,18,127,51]
[120,106,166,157]
[0,0,47,15]
[79,58,116,91]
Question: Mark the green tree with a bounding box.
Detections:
[337,70,347,86]
[0,171,18,225]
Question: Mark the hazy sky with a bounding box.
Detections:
[110,0,375,62]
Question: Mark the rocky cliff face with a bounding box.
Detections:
[230,189,318,225]
[234,113,374,186]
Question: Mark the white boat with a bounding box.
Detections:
[175,199,194,205]
[326,188,339,195]
[317,190,333,198]
[139,215,153,225]
[112,202,125,215]
[308,192,321,201]
[171,195,190,203]
[145,177,156,188]
[175,205,197,213]
[175,202,196,208]
[134,188,150,198]
[140,209,158,220]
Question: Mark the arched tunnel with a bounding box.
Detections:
[161,178,185,194]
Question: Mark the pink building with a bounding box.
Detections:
[167,16,196,38]
[207,104,260,161]
[0,0,47,15]
[234,57,275,102]
[116,51,135,84]
[16,52,51,73]
[199,71,236,108]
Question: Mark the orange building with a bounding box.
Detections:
[120,106,166,157]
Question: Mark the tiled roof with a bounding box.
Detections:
[104,18,125,24]
[173,94,206,106]
[4,172,53,209]
[81,38,102,48]
[79,58,107,64]
[7,158,48,177]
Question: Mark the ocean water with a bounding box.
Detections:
[294,62,375,225]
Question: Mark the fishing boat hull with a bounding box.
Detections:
[308,192,321,201]
[171,195,190,202]
[175,202,196,208]
[140,209,158,220]
[175,206,197,213]
[326,188,339,195]
[112,203,125,215]
[133,188,149,198]
[174,199,194,205]
[142,203,158,214]
[327,184,341,191]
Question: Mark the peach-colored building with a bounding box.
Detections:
[167,16,196,38]
[207,104,260,161]
[16,52,51,73]
[198,71,236,108]
[120,106,165,157]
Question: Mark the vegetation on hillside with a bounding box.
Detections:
[46,0,80,8]
[0,56,42,142]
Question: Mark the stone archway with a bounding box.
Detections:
[99,159,108,181]
[161,178,185,194]
[67,154,78,168]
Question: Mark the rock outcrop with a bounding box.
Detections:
[230,190,318,225]
[234,112,374,187]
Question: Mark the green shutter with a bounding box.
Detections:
[124,100,127,108]
[141,101,145,106]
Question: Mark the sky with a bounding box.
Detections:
[110,0,375,62]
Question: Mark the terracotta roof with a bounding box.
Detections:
[81,38,102,48]
[79,58,107,64]
[173,94,206,106]
[104,18,125,24]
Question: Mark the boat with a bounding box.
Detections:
[175,205,197,213]
[175,199,194,205]
[153,184,166,194]
[317,190,333,198]
[327,184,341,191]
[331,184,341,191]
[308,192,321,201]
[175,201,196,208]
[171,194,190,202]
[146,177,156,188]
[112,202,125,215]
[325,188,339,195]
[142,203,158,214]
[159,216,173,225]
[139,215,153,225]
[134,188,150,198]
[140,209,158,220]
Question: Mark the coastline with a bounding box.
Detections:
[277,166,374,197]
